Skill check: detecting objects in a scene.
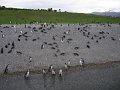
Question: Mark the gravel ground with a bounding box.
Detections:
[0,23,120,74]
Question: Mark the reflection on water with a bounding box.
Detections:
[43,75,47,89]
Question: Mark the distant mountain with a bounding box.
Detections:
[92,12,120,17]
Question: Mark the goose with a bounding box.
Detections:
[24,69,30,79]
[59,69,62,77]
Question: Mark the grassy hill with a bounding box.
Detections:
[0,8,120,24]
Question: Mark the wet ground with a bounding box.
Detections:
[0,62,120,90]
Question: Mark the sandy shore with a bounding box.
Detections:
[0,23,120,74]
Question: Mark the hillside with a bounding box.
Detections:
[92,12,120,17]
[0,8,120,24]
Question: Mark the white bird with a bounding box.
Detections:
[24,69,30,79]
[64,63,68,70]
[59,69,63,77]
[79,58,85,66]
[51,69,55,75]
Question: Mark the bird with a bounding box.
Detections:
[2,34,5,38]
[4,64,10,74]
[29,56,32,60]
[20,31,23,34]
[51,69,55,75]
[24,69,30,79]
[41,44,44,49]
[12,41,15,47]
[59,69,63,77]
[64,63,68,70]
[79,58,85,67]
[42,69,46,75]
[5,45,8,48]
[61,39,64,43]
[1,48,3,54]
[67,60,71,67]
[48,64,53,72]
[86,45,90,48]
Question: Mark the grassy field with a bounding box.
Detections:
[0,9,120,24]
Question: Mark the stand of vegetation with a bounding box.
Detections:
[0,6,120,24]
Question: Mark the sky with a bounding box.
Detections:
[1,0,120,13]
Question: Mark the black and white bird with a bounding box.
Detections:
[67,60,71,67]
[42,69,46,75]
[41,44,44,49]
[48,64,53,72]
[20,31,23,34]
[61,38,64,43]
[2,34,5,38]
[51,69,55,75]
[1,48,3,54]
[59,69,63,77]
[64,63,68,70]
[4,64,10,74]
[24,69,30,79]
[29,56,32,61]
[79,58,85,66]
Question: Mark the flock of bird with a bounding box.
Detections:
[24,58,85,79]
[0,23,120,79]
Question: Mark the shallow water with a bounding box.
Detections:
[0,64,120,90]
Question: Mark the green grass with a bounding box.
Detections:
[0,9,120,24]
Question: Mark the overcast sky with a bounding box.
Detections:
[1,0,120,13]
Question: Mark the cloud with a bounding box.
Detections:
[1,0,120,13]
